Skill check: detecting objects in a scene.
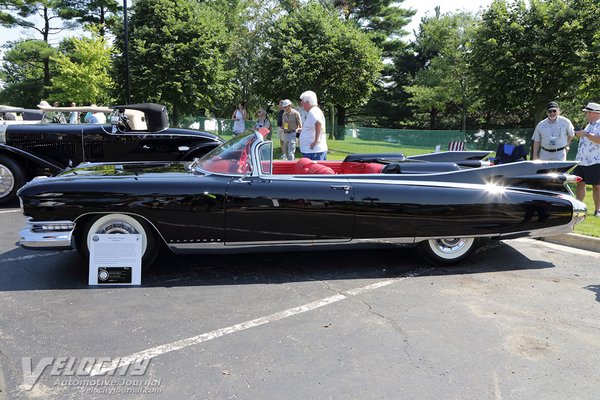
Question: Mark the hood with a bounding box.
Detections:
[56,161,191,178]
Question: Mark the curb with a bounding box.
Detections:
[540,233,600,253]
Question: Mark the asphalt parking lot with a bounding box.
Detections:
[0,201,599,400]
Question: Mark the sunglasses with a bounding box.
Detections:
[547,109,558,114]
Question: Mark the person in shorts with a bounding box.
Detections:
[574,102,600,216]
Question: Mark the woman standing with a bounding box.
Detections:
[231,101,247,135]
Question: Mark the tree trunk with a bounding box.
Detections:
[172,105,180,127]
[42,6,51,96]
[335,105,346,140]
[429,107,438,129]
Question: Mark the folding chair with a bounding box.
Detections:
[448,141,466,151]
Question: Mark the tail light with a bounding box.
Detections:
[565,174,582,183]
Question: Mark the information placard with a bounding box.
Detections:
[88,234,142,285]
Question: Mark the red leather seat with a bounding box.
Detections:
[361,163,384,174]
[294,158,315,174]
[307,163,335,174]
[340,162,384,174]
[293,158,335,174]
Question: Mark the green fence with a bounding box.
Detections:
[195,117,579,160]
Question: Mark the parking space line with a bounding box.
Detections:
[0,252,64,263]
[0,209,20,214]
[91,274,419,376]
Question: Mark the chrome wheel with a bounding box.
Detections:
[0,156,25,204]
[0,164,15,198]
[418,237,478,266]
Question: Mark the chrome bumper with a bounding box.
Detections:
[19,218,75,250]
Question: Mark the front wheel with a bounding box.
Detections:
[78,214,159,269]
[0,156,25,204]
[417,237,478,266]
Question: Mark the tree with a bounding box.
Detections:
[257,2,382,135]
[206,0,284,115]
[0,0,72,91]
[57,0,120,37]
[0,40,56,107]
[404,10,479,130]
[470,0,596,126]
[111,0,235,124]
[49,33,113,104]
[328,0,415,127]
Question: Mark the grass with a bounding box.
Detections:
[570,186,600,237]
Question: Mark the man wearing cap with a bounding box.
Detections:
[531,101,574,161]
[574,102,600,216]
[281,99,302,160]
[276,100,285,156]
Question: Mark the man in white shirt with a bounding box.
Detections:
[531,101,574,161]
[298,90,327,160]
[574,102,600,216]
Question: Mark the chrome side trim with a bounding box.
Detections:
[19,218,75,250]
[167,238,352,253]
[0,125,6,143]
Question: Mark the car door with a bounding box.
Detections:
[81,125,113,163]
[225,175,355,244]
[224,142,354,244]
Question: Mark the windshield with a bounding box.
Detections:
[195,130,260,175]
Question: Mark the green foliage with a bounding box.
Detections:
[0,0,71,41]
[209,0,284,115]
[258,2,383,110]
[112,0,234,124]
[56,0,120,36]
[327,0,415,127]
[0,40,56,107]
[470,0,596,124]
[49,34,114,104]
[405,10,479,130]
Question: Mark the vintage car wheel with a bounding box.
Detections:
[79,214,159,269]
[418,237,478,266]
[0,156,25,204]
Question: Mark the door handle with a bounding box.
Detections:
[330,185,351,194]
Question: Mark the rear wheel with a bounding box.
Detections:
[417,237,478,266]
[78,214,159,269]
[0,156,25,204]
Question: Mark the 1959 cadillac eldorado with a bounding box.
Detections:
[0,103,224,203]
[17,130,586,267]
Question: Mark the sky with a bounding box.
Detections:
[402,0,494,36]
[0,0,494,61]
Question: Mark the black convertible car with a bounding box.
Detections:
[18,130,586,268]
[0,103,224,203]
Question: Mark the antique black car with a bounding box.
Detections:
[18,130,586,268]
[0,103,224,203]
[0,106,44,125]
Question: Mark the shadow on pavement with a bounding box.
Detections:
[0,241,554,291]
[584,284,600,302]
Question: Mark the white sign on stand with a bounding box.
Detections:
[88,234,142,286]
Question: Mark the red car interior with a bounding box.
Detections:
[272,158,384,175]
